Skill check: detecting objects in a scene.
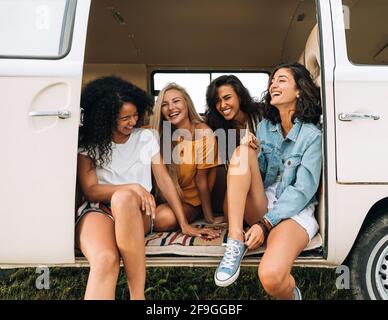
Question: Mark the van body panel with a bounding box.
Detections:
[0,0,91,264]
[332,0,388,183]
[334,186,388,264]
[326,0,388,265]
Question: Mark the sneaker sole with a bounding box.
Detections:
[214,266,241,287]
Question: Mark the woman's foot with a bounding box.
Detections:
[214,237,247,287]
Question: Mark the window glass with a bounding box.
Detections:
[153,73,211,114]
[153,71,268,114]
[342,0,388,65]
[211,72,269,101]
[0,0,74,58]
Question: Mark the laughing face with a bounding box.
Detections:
[215,84,242,121]
[113,102,138,142]
[161,89,189,127]
[269,68,301,109]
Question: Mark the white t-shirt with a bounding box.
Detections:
[79,128,160,192]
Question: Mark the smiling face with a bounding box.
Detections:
[161,89,189,127]
[269,68,301,110]
[112,102,138,142]
[215,84,242,121]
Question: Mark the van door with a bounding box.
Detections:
[332,0,388,183]
[0,0,91,264]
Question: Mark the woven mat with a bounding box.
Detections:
[145,222,322,257]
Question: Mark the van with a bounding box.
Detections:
[0,0,387,300]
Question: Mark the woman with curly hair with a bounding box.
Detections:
[214,63,322,300]
[149,83,223,226]
[76,76,218,300]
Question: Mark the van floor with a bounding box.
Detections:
[74,220,324,266]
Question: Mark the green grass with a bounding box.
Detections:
[0,267,353,300]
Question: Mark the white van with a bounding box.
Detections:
[1,0,387,300]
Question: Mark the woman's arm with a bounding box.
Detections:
[264,133,322,227]
[77,154,119,202]
[151,152,220,238]
[77,154,155,216]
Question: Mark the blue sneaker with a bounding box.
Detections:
[294,286,302,300]
[214,238,247,287]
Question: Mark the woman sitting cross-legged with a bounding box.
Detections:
[214,62,322,300]
[149,83,224,227]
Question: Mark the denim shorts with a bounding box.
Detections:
[265,182,319,242]
[75,201,114,226]
[75,201,154,235]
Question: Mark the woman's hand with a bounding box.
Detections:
[240,131,260,153]
[244,224,265,250]
[205,215,226,225]
[127,183,156,219]
[181,224,221,239]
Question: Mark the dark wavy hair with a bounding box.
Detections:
[262,62,321,125]
[205,75,261,134]
[79,76,154,166]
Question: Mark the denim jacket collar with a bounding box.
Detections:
[269,121,282,135]
[269,118,302,142]
[286,119,302,142]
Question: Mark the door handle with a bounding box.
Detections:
[28,110,71,119]
[338,112,380,122]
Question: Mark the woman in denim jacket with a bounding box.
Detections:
[215,62,322,300]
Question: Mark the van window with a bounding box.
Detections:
[152,71,268,114]
[343,0,388,65]
[0,0,76,59]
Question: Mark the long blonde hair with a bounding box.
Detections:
[149,83,204,202]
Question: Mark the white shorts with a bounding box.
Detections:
[265,182,319,242]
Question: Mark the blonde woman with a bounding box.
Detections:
[149,83,224,231]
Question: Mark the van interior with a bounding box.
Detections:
[76,0,326,266]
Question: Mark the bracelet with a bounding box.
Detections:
[257,219,270,240]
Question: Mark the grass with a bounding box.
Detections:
[0,267,353,300]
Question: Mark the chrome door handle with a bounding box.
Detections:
[338,112,380,122]
[28,110,71,119]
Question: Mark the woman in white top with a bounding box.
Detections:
[76,76,219,300]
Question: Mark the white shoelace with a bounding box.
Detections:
[220,242,242,270]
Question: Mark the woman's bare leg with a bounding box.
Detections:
[110,189,149,300]
[227,145,268,242]
[258,219,309,299]
[76,213,120,300]
[223,195,229,222]
[153,202,200,231]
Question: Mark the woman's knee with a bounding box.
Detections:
[232,145,257,159]
[258,263,288,296]
[111,189,138,207]
[111,190,141,220]
[229,145,258,173]
[154,206,178,231]
[89,248,120,278]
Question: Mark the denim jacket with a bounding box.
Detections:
[256,118,322,227]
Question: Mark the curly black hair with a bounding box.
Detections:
[261,62,321,125]
[79,76,154,166]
